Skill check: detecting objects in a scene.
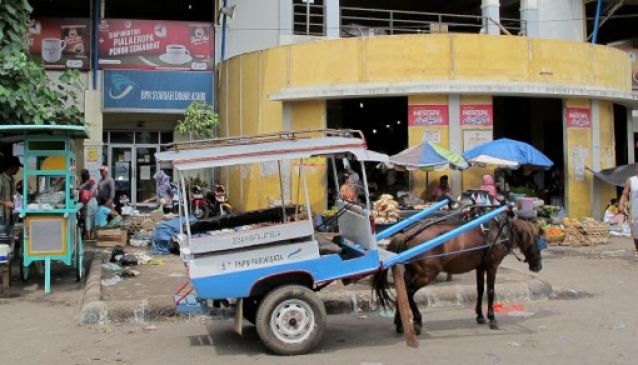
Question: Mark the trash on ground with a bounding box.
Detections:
[168,272,185,277]
[507,341,520,347]
[486,352,501,363]
[143,325,157,332]
[120,254,138,266]
[136,253,153,265]
[378,309,395,318]
[101,275,122,286]
[147,258,166,265]
[612,323,627,330]
[121,269,140,278]
[102,263,122,270]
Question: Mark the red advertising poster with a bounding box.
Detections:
[408,105,449,126]
[98,19,214,71]
[566,107,591,128]
[28,17,91,70]
[460,104,493,126]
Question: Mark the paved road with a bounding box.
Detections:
[1,239,637,365]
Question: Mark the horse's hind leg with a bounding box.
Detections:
[475,267,486,324]
[486,268,499,330]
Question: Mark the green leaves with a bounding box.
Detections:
[176,101,219,141]
[0,0,83,126]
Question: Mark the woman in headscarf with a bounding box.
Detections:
[480,174,498,196]
[78,169,98,239]
[148,170,174,212]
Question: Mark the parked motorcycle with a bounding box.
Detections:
[191,182,232,219]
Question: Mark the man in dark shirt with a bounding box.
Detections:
[97,165,115,207]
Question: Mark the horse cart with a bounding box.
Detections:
[157,130,512,355]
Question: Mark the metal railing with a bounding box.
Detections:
[292,4,521,37]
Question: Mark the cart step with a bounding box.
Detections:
[175,294,209,314]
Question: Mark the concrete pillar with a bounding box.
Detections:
[448,94,463,195]
[537,0,585,41]
[324,0,340,37]
[520,0,539,37]
[481,0,500,35]
[591,100,601,218]
[279,0,293,36]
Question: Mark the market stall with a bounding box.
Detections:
[0,125,87,294]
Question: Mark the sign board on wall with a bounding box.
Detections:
[460,105,493,127]
[463,130,492,152]
[28,17,91,70]
[83,145,102,179]
[103,70,214,113]
[566,108,591,128]
[408,105,449,126]
[98,19,214,71]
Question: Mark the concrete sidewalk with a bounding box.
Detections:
[78,242,553,325]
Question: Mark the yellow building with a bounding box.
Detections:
[218,33,636,218]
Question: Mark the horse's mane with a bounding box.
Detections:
[511,218,541,249]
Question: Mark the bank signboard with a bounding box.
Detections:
[98,19,214,71]
[103,70,213,113]
[28,17,91,70]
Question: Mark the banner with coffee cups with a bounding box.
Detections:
[28,17,90,70]
[98,19,214,71]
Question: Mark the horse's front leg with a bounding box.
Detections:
[486,267,499,329]
[475,267,486,324]
[407,288,422,335]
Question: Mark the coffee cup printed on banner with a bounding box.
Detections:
[165,44,190,62]
[42,38,67,63]
[61,25,87,56]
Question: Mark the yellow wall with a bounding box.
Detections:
[407,95,450,198]
[565,99,593,218]
[596,101,617,216]
[460,95,493,192]
[219,34,632,216]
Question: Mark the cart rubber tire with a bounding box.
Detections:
[255,285,326,356]
[194,205,210,220]
[243,297,260,325]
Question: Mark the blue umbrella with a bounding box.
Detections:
[389,142,469,171]
[463,138,553,169]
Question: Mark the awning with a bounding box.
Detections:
[587,164,638,187]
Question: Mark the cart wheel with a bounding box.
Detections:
[75,231,84,282]
[255,285,326,355]
[242,297,260,325]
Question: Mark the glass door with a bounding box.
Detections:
[110,146,133,204]
[135,146,158,205]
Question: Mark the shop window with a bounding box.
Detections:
[160,131,174,144]
[109,132,134,143]
[135,132,159,144]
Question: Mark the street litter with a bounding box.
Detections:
[143,325,157,332]
[378,309,395,318]
[493,303,535,317]
[168,272,185,277]
[101,275,122,286]
[612,323,627,330]
[136,253,153,265]
[102,263,122,270]
[121,269,140,277]
[507,341,521,347]
[147,258,166,265]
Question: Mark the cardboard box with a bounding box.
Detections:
[96,229,128,247]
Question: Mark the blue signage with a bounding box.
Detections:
[103,70,213,112]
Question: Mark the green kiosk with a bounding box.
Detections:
[0,125,86,294]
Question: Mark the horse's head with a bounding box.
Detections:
[509,217,543,272]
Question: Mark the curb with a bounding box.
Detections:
[320,276,553,314]
[78,253,107,325]
[90,269,552,323]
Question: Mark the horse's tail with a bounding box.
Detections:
[373,233,410,310]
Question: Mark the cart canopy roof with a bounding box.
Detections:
[156,130,388,171]
[0,125,88,143]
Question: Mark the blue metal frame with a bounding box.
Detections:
[375,199,449,241]
[592,0,603,44]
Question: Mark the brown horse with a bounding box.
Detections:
[373,213,543,333]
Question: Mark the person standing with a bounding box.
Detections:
[0,156,22,230]
[97,165,115,207]
[618,165,638,257]
[78,169,98,240]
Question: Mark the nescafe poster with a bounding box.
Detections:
[28,17,91,70]
[98,19,214,71]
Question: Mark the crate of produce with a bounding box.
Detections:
[96,229,128,247]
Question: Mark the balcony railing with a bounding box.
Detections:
[293,4,521,37]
